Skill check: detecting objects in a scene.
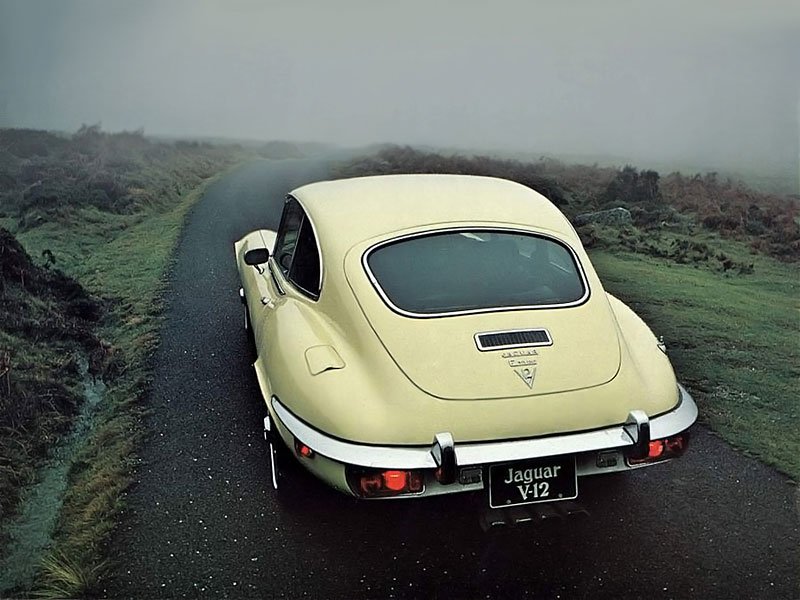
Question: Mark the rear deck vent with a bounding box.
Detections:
[475,329,553,351]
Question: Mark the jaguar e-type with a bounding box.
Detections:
[234,175,697,511]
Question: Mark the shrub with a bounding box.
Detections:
[336,145,568,207]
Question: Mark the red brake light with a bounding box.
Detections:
[648,440,664,458]
[383,470,407,491]
[349,469,425,497]
[628,433,689,465]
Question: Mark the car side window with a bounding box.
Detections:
[289,217,321,297]
[273,198,304,275]
[272,197,321,299]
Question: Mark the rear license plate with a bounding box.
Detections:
[489,455,577,508]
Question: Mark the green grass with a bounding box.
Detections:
[9,165,243,597]
[0,128,258,596]
[34,551,108,599]
[18,182,209,357]
[589,236,800,479]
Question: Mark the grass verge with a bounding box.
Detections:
[18,172,235,596]
[589,234,799,479]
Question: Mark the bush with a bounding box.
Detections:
[661,172,799,259]
[336,145,569,207]
[1,125,244,227]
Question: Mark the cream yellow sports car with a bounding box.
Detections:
[234,175,697,511]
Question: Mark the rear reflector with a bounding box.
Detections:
[294,438,315,459]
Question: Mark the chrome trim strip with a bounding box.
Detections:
[651,385,698,439]
[269,257,321,302]
[360,227,590,319]
[431,432,456,484]
[270,385,697,469]
[271,399,437,469]
[268,444,279,490]
[455,424,630,466]
[267,262,286,296]
[263,416,278,490]
[474,327,553,352]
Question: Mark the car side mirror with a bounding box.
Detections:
[244,248,270,266]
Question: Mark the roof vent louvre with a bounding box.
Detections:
[475,329,553,351]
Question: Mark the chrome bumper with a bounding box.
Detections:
[270,385,697,475]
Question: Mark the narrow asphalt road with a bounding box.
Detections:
[108,158,799,599]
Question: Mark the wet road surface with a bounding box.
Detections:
[108,158,800,599]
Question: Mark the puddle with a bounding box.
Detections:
[0,358,105,594]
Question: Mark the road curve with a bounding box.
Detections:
[107,158,799,599]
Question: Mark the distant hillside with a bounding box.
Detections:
[0,126,242,229]
[443,147,800,197]
[337,146,799,260]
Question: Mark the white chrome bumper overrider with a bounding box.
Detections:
[270,385,697,471]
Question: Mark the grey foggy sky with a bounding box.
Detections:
[1,0,798,179]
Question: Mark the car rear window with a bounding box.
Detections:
[365,230,588,316]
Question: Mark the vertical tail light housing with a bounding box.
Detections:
[346,467,424,498]
[627,432,689,465]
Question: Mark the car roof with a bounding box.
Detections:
[291,174,576,256]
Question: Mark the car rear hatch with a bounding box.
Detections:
[353,301,621,400]
[344,237,622,400]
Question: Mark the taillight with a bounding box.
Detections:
[347,468,424,497]
[665,436,686,453]
[628,433,689,465]
[647,440,664,459]
[359,472,383,495]
[383,470,407,491]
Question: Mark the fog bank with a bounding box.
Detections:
[1,0,797,189]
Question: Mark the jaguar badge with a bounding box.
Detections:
[515,367,536,388]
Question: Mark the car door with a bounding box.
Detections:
[254,197,322,357]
